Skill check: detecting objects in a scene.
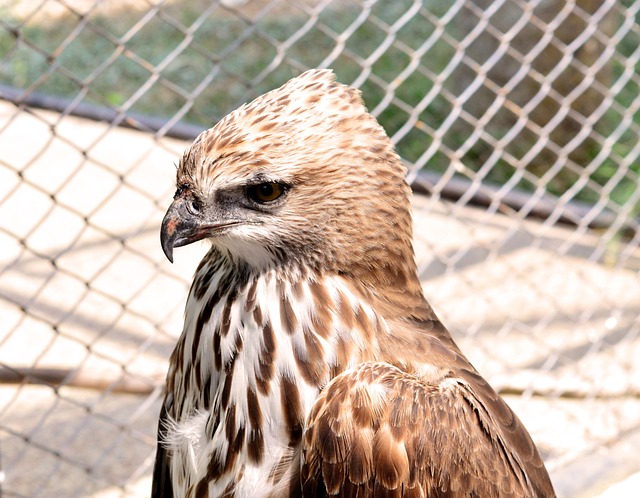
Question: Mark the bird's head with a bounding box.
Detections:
[161,69,420,291]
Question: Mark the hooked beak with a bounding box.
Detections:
[160,197,241,263]
[160,197,204,263]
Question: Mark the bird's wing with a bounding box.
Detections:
[301,361,554,498]
[151,399,174,498]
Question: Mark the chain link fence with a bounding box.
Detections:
[1,0,639,496]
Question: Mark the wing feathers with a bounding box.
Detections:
[302,361,555,497]
[348,430,373,484]
[373,429,409,489]
[151,400,174,498]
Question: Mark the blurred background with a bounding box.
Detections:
[1,0,639,496]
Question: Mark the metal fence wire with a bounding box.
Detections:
[1,0,639,496]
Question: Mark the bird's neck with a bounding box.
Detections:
[164,253,395,491]
[169,256,391,403]
[162,250,455,495]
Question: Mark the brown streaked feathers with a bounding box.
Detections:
[154,69,555,497]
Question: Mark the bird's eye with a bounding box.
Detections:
[187,197,201,215]
[247,182,285,203]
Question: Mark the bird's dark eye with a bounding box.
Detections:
[187,197,201,214]
[246,182,285,203]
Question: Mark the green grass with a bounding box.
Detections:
[0,0,638,216]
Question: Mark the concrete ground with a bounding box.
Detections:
[1,99,639,497]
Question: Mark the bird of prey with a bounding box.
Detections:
[154,69,555,498]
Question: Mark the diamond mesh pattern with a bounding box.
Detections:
[1,0,639,496]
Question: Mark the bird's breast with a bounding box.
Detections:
[164,262,387,496]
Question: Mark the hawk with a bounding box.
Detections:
[154,69,555,497]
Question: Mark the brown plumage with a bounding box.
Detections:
[154,69,555,498]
